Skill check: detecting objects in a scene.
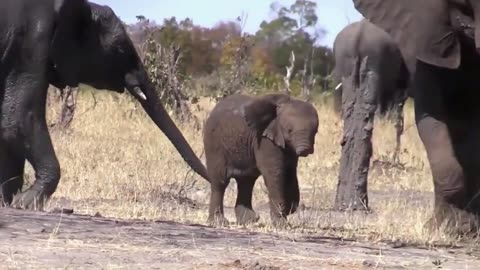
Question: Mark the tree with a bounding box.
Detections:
[133,16,198,125]
[124,2,334,99]
[253,0,330,95]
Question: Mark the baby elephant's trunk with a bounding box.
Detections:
[296,146,314,157]
[294,135,315,157]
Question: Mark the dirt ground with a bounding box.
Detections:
[1,207,479,270]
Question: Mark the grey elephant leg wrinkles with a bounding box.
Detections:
[207,182,230,226]
[12,109,61,210]
[2,25,60,209]
[234,176,259,225]
[256,141,300,228]
[206,168,230,226]
[414,60,480,233]
[0,146,25,206]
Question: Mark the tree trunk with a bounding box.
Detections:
[334,56,377,211]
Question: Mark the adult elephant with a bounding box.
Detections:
[331,19,411,162]
[332,19,411,117]
[353,0,480,233]
[0,0,209,210]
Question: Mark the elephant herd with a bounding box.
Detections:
[1,0,480,235]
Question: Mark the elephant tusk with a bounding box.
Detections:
[133,86,147,101]
[335,82,342,91]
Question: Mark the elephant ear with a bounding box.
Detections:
[262,119,285,149]
[50,0,91,86]
[53,0,90,31]
[240,94,289,148]
[353,0,461,73]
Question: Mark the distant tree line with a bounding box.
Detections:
[125,0,335,98]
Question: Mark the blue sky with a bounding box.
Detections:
[93,0,363,47]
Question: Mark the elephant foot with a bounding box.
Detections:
[425,202,480,235]
[270,214,289,229]
[235,206,260,225]
[11,189,48,211]
[0,196,6,207]
[207,214,230,227]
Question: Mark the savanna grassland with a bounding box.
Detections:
[45,88,430,240]
[2,86,480,269]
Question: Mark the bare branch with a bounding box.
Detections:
[284,50,295,95]
[301,47,316,101]
[140,31,199,127]
[50,86,78,130]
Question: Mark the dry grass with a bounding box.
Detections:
[30,87,476,249]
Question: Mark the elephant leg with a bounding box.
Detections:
[234,176,259,225]
[0,146,25,206]
[416,116,478,233]
[455,126,480,215]
[11,114,61,211]
[205,146,230,226]
[414,61,480,233]
[205,165,230,226]
[263,172,300,228]
[286,167,300,214]
[257,147,299,228]
[7,80,61,210]
[207,180,229,226]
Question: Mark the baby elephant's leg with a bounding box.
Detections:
[207,177,230,227]
[235,176,259,225]
[265,173,299,228]
[257,148,300,228]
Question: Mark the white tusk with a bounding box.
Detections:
[335,82,342,91]
[133,86,147,101]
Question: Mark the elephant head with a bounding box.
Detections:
[241,94,319,157]
[352,0,480,74]
[48,0,209,180]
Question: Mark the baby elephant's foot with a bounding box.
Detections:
[235,206,260,225]
[207,214,230,227]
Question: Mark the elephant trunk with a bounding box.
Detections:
[293,133,315,157]
[125,72,210,182]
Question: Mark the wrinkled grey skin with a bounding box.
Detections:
[0,0,209,210]
[332,19,411,117]
[353,0,480,234]
[203,94,319,227]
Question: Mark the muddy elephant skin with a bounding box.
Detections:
[0,0,209,210]
[203,94,319,226]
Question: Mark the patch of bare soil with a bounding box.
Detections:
[1,208,479,269]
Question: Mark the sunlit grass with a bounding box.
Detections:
[29,87,474,247]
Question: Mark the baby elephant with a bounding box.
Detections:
[203,93,319,226]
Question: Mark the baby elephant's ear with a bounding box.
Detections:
[262,120,285,149]
[240,98,277,132]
